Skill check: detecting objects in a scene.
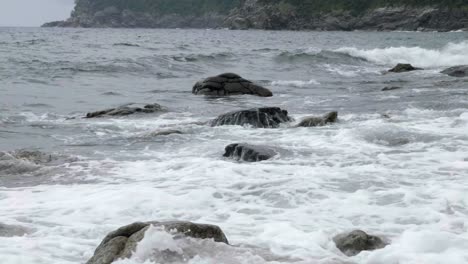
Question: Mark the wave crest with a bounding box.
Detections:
[334,41,468,68]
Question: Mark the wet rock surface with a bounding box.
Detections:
[388,63,421,73]
[85,103,163,118]
[296,111,338,127]
[87,221,228,264]
[224,143,277,162]
[193,73,273,97]
[333,230,387,256]
[211,107,292,128]
[441,65,468,77]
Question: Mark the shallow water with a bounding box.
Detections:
[0,27,467,264]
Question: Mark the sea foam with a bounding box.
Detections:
[335,41,468,68]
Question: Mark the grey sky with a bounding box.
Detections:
[0,0,75,27]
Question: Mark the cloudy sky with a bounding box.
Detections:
[0,0,75,27]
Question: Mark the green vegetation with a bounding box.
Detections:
[75,0,242,15]
[260,0,468,14]
[75,0,468,15]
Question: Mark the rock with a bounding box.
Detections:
[147,129,183,137]
[382,86,402,91]
[441,65,468,77]
[193,73,273,97]
[224,143,277,162]
[333,230,387,256]
[388,63,421,73]
[0,223,31,237]
[296,111,338,127]
[87,221,228,264]
[85,103,163,118]
[211,107,292,128]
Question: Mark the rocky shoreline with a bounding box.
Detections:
[43,1,468,32]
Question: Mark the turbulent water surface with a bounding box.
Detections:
[0,27,468,264]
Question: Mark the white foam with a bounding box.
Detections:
[270,79,319,87]
[335,41,468,68]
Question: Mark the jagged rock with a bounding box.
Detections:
[296,112,338,127]
[388,63,421,73]
[0,223,31,237]
[87,221,228,264]
[193,73,273,97]
[441,65,468,77]
[382,86,402,91]
[224,143,277,162]
[85,103,163,118]
[211,107,292,128]
[333,230,387,256]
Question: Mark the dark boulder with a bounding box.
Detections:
[296,111,338,127]
[87,221,228,264]
[224,143,277,162]
[388,63,421,73]
[193,73,273,97]
[211,107,292,128]
[441,65,468,77]
[333,230,387,256]
[86,103,163,118]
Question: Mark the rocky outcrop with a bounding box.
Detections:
[296,111,338,127]
[43,5,226,29]
[441,65,468,77]
[333,230,387,256]
[42,0,468,31]
[85,103,163,118]
[224,143,277,162]
[193,73,273,97]
[388,63,421,73]
[211,107,292,128]
[87,221,228,264]
[0,223,32,237]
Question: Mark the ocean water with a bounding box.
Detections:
[0,27,468,264]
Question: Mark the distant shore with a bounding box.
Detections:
[43,5,468,32]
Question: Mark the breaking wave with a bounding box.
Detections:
[270,79,320,87]
[334,41,468,68]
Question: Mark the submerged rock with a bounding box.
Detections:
[0,223,31,237]
[296,111,338,127]
[147,129,183,137]
[441,65,468,77]
[333,230,387,256]
[388,63,421,73]
[86,103,163,118]
[193,73,273,97]
[224,143,277,162]
[382,86,402,91]
[211,107,291,128]
[87,221,228,264]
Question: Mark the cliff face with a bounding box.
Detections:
[43,0,468,31]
